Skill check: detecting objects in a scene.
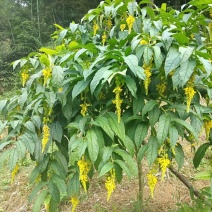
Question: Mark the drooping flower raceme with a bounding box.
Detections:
[112,85,123,123]
[80,102,90,117]
[105,169,116,201]
[21,70,29,87]
[147,172,157,198]
[70,196,79,212]
[143,64,152,95]
[102,32,107,46]
[184,85,196,113]
[42,68,52,86]
[11,163,19,184]
[126,15,135,34]
[77,156,91,192]
[204,120,212,140]
[120,24,126,32]
[42,124,50,153]
[156,82,166,97]
[93,23,99,36]
[158,153,170,181]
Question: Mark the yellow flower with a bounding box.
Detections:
[204,120,212,140]
[143,65,152,95]
[11,164,19,184]
[70,196,79,212]
[21,71,29,87]
[107,19,112,30]
[105,169,116,201]
[184,85,196,113]
[140,39,148,45]
[158,154,170,181]
[147,172,157,198]
[78,156,90,192]
[210,8,212,18]
[93,23,99,36]
[126,15,135,34]
[156,83,166,97]
[58,87,63,92]
[42,124,50,153]
[102,32,107,46]
[112,85,123,123]
[80,102,90,117]
[120,24,126,32]
[42,68,52,86]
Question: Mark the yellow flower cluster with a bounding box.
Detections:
[58,87,63,92]
[184,85,196,113]
[105,169,116,201]
[42,124,50,153]
[143,64,152,95]
[70,196,79,212]
[78,156,90,192]
[210,8,212,18]
[107,19,112,30]
[21,71,29,87]
[158,153,170,181]
[112,85,123,123]
[126,15,135,34]
[156,82,166,97]
[204,120,212,140]
[102,32,107,46]
[93,23,99,36]
[147,172,157,198]
[80,102,90,117]
[11,164,19,184]
[42,68,52,86]
[120,24,126,32]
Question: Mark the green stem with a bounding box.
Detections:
[137,159,144,211]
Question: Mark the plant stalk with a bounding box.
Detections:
[137,159,144,211]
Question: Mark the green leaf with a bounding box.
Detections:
[198,56,212,77]
[125,75,137,98]
[169,125,178,148]
[122,136,135,156]
[190,114,203,135]
[175,144,184,170]
[48,181,60,203]
[194,171,212,180]
[153,46,163,69]
[90,66,111,94]
[102,147,113,163]
[51,122,63,143]
[39,47,57,55]
[86,128,99,163]
[72,78,90,100]
[114,160,131,178]
[146,136,158,167]
[177,59,196,86]
[69,22,78,33]
[127,1,137,15]
[193,143,210,169]
[29,182,47,202]
[51,173,67,195]
[143,46,153,66]
[148,104,160,127]
[8,148,18,171]
[99,162,114,177]
[16,140,26,159]
[67,172,80,196]
[24,121,35,132]
[179,46,194,64]
[133,93,144,115]
[114,162,123,183]
[157,114,171,146]
[137,145,148,163]
[95,117,114,140]
[173,33,189,45]
[107,112,125,141]
[31,115,41,129]
[52,66,64,88]
[39,54,50,67]
[53,151,68,174]
[134,123,149,148]
[32,190,49,212]
[142,100,158,118]
[123,55,139,76]
[173,118,198,141]
[20,132,35,154]
[164,47,181,76]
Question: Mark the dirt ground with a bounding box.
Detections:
[0,137,210,212]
